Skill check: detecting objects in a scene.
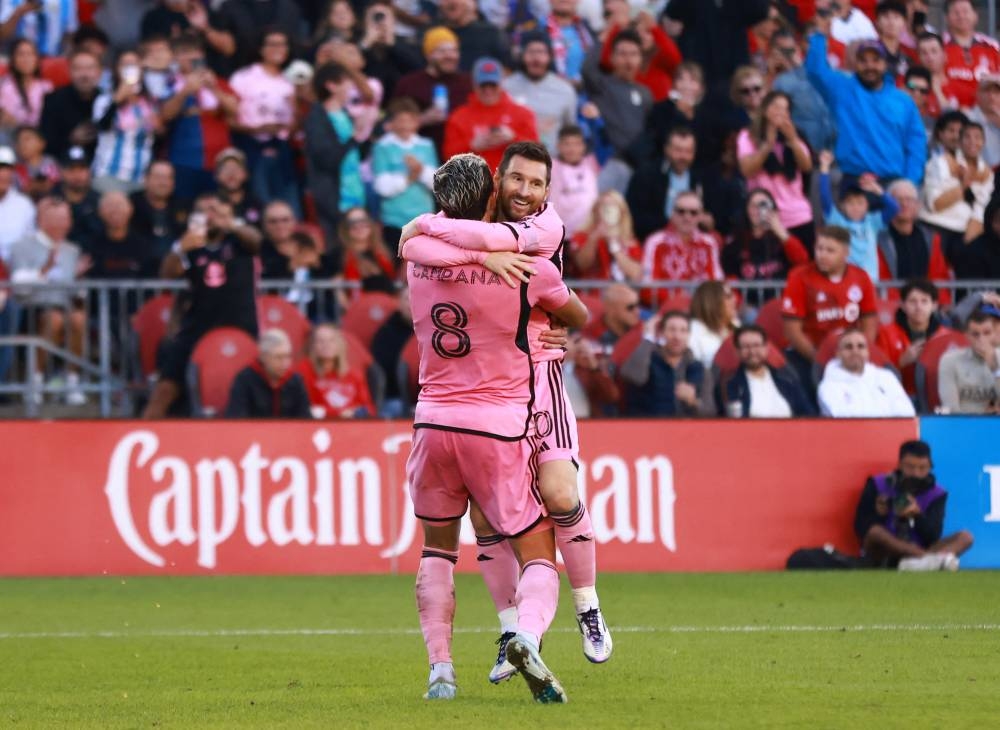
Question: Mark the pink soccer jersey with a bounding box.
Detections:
[407,238,571,439]
[405,203,567,363]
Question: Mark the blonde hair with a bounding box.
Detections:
[308,322,350,377]
[730,65,765,107]
[579,190,636,243]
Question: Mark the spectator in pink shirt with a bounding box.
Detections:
[547,125,598,238]
[228,27,300,216]
[737,90,815,253]
[0,39,52,137]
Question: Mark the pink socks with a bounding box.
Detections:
[415,547,459,665]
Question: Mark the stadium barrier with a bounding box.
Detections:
[919,417,1000,569]
[0,419,921,576]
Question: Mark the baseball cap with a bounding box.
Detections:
[473,57,502,86]
[979,73,1000,89]
[981,304,1000,319]
[0,146,14,166]
[214,146,247,169]
[60,145,91,167]
[855,39,887,59]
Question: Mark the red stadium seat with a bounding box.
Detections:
[40,56,70,88]
[257,295,311,355]
[876,297,899,328]
[187,328,258,417]
[609,324,644,369]
[398,336,421,406]
[340,291,398,349]
[915,330,970,413]
[657,292,692,314]
[754,297,788,350]
[130,294,174,378]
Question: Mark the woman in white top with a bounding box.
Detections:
[688,280,740,368]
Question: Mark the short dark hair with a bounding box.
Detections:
[968,309,998,327]
[313,62,347,101]
[876,1,907,18]
[944,0,975,12]
[667,126,695,144]
[557,124,585,140]
[905,66,932,85]
[734,324,768,348]
[73,25,110,49]
[934,110,969,139]
[770,28,797,46]
[899,439,931,461]
[817,225,851,246]
[900,279,939,302]
[660,309,690,327]
[386,96,420,118]
[916,31,944,48]
[611,29,642,51]
[498,141,552,185]
[171,30,205,54]
[962,120,985,137]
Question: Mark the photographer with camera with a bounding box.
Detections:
[854,440,973,571]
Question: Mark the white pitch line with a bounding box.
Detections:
[0,623,997,640]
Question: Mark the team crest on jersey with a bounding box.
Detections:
[532,411,553,439]
[847,285,863,303]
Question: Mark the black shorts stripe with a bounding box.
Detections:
[421,549,458,564]
[554,361,572,449]
[527,443,542,506]
[506,511,547,539]
[547,362,570,449]
[414,509,468,523]
[545,362,562,448]
[476,534,506,547]
[521,558,559,575]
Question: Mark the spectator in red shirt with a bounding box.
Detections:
[599,10,682,102]
[917,32,961,116]
[942,0,1000,109]
[296,322,374,419]
[442,57,538,172]
[569,191,643,283]
[876,279,952,395]
[781,224,878,367]
[640,191,724,284]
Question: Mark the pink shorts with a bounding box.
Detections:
[406,427,545,537]
[531,360,580,466]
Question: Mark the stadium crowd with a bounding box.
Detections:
[0,0,998,417]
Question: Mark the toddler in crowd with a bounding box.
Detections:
[818,150,899,281]
[13,126,59,201]
[548,125,600,237]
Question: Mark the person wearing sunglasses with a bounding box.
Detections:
[729,65,768,129]
[771,29,836,157]
[902,66,936,141]
[640,190,723,287]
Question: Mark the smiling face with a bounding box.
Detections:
[855,49,887,88]
[497,155,549,221]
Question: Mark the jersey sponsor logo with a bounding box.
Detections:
[817,291,827,303]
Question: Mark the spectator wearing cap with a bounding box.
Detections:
[663,0,768,92]
[938,310,1000,414]
[6,196,87,405]
[807,15,926,188]
[91,48,161,195]
[0,39,53,137]
[213,147,262,225]
[829,0,878,44]
[502,31,577,154]
[941,0,1000,110]
[54,146,101,252]
[229,27,300,217]
[392,26,472,157]
[0,0,78,57]
[770,29,836,157]
[514,0,596,88]
[966,75,1000,168]
[0,145,35,263]
[438,0,510,72]
[130,160,188,263]
[304,62,365,246]
[874,1,916,81]
[818,328,915,418]
[581,30,652,192]
[442,57,538,172]
[160,32,239,200]
[38,49,103,162]
[725,325,814,418]
[225,329,312,419]
[920,120,993,262]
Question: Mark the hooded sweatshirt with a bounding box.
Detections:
[818,360,915,418]
[442,90,539,171]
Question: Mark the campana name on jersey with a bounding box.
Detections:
[410,263,506,286]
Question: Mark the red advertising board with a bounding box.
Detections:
[0,419,916,576]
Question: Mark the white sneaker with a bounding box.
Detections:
[898,553,958,572]
[576,607,613,663]
[65,372,87,406]
[423,664,456,700]
[505,633,567,704]
[488,631,518,684]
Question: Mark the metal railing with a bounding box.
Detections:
[1,277,998,418]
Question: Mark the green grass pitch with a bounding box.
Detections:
[2,572,998,729]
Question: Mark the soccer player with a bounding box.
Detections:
[406,153,589,703]
[400,141,613,680]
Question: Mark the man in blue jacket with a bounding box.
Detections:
[806,15,926,190]
[723,325,814,418]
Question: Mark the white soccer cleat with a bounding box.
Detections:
[423,677,457,700]
[576,607,613,663]
[489,631,518,684]
[505,633,568,704]
[898,552,960,572]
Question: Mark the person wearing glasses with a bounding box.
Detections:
[818,328,914,417]
[640,190,723,286]
[729,65,767,131]
[771,29,836,157]
[902,66,936,141]
[724,324,814,418]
